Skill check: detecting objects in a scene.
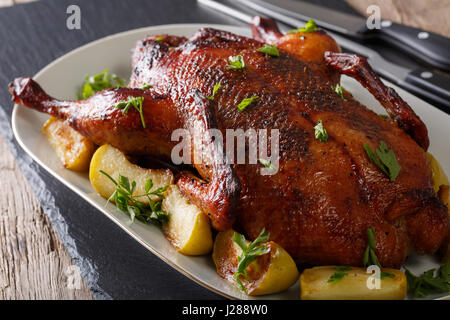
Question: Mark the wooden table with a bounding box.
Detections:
[0,0,448,300]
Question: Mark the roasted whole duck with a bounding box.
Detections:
[9,17,449,268]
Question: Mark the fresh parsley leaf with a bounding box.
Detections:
[79,69,124,99]
[156,36,164,42]
[405,262,450,298]
[364,141,401,182]
[363,227,381,268]
[380,272,395,279]
[99,171,169,225]
[207,81,221,100]
[287,19,318,34]
[366,227,376,249]
[328,266,352,283]
[440,261,450,282]
[141,83,152,90]
[375,142,402,181]
[257,44,279,57]
[379,114,390,119]
[314,120,328,142]
[328,271,348,283]
[258,158,274,170]
[232,228,271,294]
[115,96,146,128]
[238,96,258,111]
[331,84,346,100]
[227,55,246,70]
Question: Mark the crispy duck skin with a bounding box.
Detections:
[9,77,241,231]
[9,18,449,267]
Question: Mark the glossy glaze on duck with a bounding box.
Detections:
[9,18,448,267]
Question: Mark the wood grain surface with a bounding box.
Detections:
[0,0,448,300]
[346,0,450,37]
[0,135,92,299]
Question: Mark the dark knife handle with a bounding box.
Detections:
[362,22,450,71]
[400,68,450,112]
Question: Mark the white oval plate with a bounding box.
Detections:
[11,24,450,300]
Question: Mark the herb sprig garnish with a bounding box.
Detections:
[288,19,318,34]
[258,158,274,170]
[227,55,246,70]
[331,84,346,100]
[141,83,152,90]
[314,120,328,142]
[156,36,164,42]
[100,170,169,225]
[404,262,450,298]
[232,228,271,294]
[257,44,279,57]
[363,227,381,267]
[381,272,396,279]
[362,227,396,279]
[115,96,146,128]
[328,266,352,283]
[364,141,401,182]
[207,81,221,100]
[238,96,258,111]
[78,69,124,99]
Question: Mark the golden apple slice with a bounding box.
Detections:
[300,266,406,300]
[426,152,449,193]
[162,185,213,255]
[42,117,95,172]
[212,229,299,296]
[89,144,173,203]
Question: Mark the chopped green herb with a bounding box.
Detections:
[258,158,274,170]
[363,227,381,268]
[328,266,352,283]
[314,120,328,142]
[207,81,221,100]
[227,55,246,70]
[238,96,258,111]
[141,83,152,90]
[404,262,450,298]
[364,141,401,182]
[100,170,169,225]
[367,227,376,249]
[257,44,279,57]
[379,114,389,119]
[331,84,346,100]
[380,272,396,280]
[156,36,164,42]
[78,69,124,99]
[288,19,318,34]
[232,228,271,294]
[115,96,146,128]
[328,272,348,283]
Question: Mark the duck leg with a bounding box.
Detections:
[175,91,241,231]
[9,78,241,230]
[324,52,429,150]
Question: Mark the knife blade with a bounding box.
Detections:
[237,0,450,72]
[198,0,450,112]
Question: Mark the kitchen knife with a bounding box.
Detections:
[198,0,450,112]
[237,0,450,72]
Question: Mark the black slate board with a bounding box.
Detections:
[0,0,432,300]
